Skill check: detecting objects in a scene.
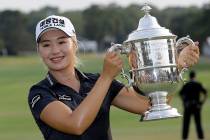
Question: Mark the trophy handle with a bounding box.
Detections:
[176,35,195,82]
[108,43,132,87]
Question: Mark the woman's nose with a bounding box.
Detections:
[51,44,60,54]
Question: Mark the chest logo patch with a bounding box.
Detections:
[58,95,72,101]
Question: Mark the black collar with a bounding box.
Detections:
[46,68,89,87]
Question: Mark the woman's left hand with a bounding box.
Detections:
[177,41,200,69]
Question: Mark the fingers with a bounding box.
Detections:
[186,44,200,57]
[106,52,121,62]
[106,51,117,58]
[191,49,200,60]
[184,54,198,66]
[194,41,199,46]
[182,48,199,67]
[104,52,123,76]
[178,43,200,68]
[190,43,200,54]
[106,52,122,65]
[184,41,200,55]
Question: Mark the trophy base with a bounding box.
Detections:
[142,91,182,121]
[143,107,181,121]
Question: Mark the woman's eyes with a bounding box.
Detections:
[58,41,66,44]
[42,44,50,47]
[41,40,67,47]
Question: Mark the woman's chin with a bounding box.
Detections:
[48,64,68,71]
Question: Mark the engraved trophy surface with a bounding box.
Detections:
[109,4,194,121]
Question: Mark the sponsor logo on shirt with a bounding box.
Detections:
[58,95,72,101]
[31,95,41,108]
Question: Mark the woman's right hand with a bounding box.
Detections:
[101,52,123,80]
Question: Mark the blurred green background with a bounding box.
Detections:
[0,54,209,140]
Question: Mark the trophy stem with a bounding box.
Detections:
[143,91,181,121]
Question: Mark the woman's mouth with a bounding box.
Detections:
[50,56,64,63]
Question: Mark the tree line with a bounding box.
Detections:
[0,3,209,55]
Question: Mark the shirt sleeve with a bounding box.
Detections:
[109,79,125,102]
[28,85,57,120]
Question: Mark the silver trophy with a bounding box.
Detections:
[108,4,194,121]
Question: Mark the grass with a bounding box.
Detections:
[0,54,209,140]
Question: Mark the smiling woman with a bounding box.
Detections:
[28,14,150,140]
[27,14,199,140]
[38,30,77,71]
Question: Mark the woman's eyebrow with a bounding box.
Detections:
[39,36,68,43]
[40,39,50,43]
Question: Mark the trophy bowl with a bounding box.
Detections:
[109,4,194,121]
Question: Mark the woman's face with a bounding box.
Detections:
[38,29,77,71]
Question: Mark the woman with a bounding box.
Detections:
[28,15,199,140]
